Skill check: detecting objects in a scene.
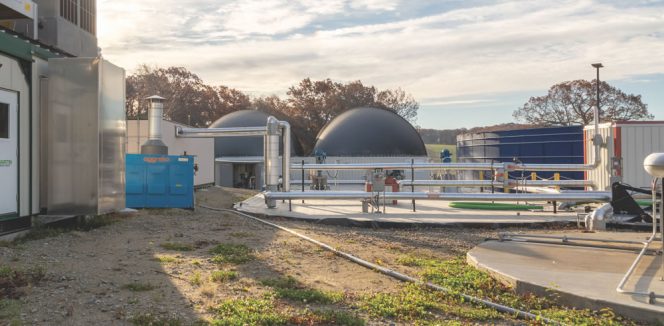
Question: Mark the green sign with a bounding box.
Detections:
[0,160,12,167]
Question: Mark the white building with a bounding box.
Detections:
[585,121,664,190]
[126,119,214,186]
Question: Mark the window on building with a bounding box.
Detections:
[60,0,78,25]
[0,104,8,139]
[80,0,96,35]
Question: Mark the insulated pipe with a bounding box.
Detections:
[199,205,560,324]
[175,126,267,138]
[398,179,595,188]
[279,121,291,193]
[264,191,611,202]
[292,160,603,172]
[265,116,281,193]
[147,96,165,141]
[292,162,496,171]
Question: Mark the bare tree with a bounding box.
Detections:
[513,80,652,126]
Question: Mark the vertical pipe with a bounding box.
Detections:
[660,179,664,281]
[595,67,601,126]
[279,121,291,193]
[411,158,416,212]
[265,117,280,208]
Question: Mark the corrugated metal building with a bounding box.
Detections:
[584,122,664,190]
[0,1,126,235]
[456,126,584,181]
[127,119,214,186]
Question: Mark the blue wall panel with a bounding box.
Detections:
[456,126,584,181]
[126,154,194,209]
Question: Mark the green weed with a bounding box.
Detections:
[260,276,343,304]
[153,255,179,263]
[210,270,238,283]
[190,271,203,286]
[209,244,254,264]
[211,297,287,326]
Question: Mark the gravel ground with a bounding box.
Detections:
[0,187,582,325]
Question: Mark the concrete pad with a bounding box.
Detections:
[237,193,579,227]
[467,233,664,324]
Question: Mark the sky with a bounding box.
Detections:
[97,0,664,130]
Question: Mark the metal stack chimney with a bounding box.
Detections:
[141,95,168,155]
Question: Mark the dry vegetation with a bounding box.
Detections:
[0,187,636,325]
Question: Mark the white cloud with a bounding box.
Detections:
[98,0,664,106]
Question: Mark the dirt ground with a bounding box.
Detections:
[0,187,609,325]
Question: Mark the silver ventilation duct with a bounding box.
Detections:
[141,95,168,155]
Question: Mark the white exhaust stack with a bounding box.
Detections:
[141,95,168,155]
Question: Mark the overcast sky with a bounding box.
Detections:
[97,0,664,130]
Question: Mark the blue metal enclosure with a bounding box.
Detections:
[126,154,195,208]
[456,126,584,181]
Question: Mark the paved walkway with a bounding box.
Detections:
[237,194,579,227]
[467,232,664,323]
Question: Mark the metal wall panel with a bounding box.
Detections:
[457,126,584,182]
[584,124,613,191]
[47,57,126,215]
[47,58,99,215]
[98,60,125,214]
[621,124,664,189]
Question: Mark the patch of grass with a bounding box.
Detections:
[0,299,22,324]
[131,313,182,326]
[211,297,287,326]
[160,242,195,251]
[190,271,203,286]
[153,255,179,263]
[210,270,238,283]
[123,282,157,292]
[384,255,636,324]
[259,276,297,289]
[260,276,343,304]
[0,265,46,299]
[209,244,254,264]
[290,310,365,326]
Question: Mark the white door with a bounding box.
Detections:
[0,90,18,217]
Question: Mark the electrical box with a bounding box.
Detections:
[372,171,386,192]
[126,154,194,209]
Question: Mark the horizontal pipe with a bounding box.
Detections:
[290,180,367,185]
[291,162,600,172]
[264,191,611,202]
[175,126,267,138]
[291,162,496,171]
[398,179,595,188]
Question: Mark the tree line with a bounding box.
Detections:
[127,65,654,150]
[126,65,418,154]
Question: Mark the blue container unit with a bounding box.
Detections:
[126,154,195,209]
[456,126,584,182]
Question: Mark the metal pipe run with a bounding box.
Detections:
[279,121,291,193]
[199,205,561,324]
[292,160,602,172]
[398,179,595,188]
[264,191,612,202]
[175,126,267,138]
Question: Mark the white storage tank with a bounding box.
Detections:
[584,121,664,190]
